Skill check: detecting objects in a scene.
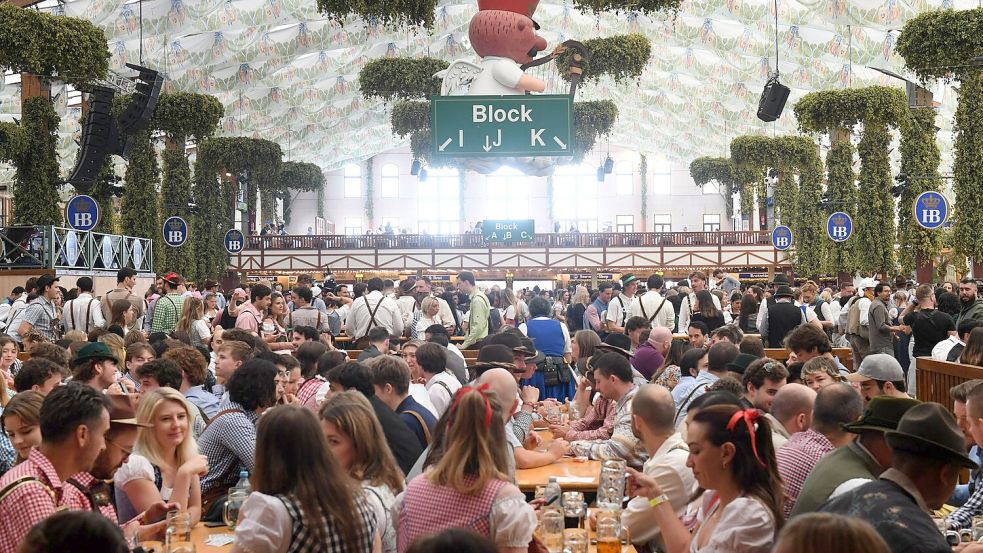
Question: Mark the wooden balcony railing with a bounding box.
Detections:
[244,231,775,250]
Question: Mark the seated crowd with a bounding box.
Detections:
[0,268,981,553]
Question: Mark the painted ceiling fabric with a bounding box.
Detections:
[0,0,973,181]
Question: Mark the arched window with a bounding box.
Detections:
[381,163,399,198]
[344,164,361,198]
[485,167,530,219]
[652,159,671,195]
[616,161,633,196]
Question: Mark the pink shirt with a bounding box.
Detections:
[235,303,262,333]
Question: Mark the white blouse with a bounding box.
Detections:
[690,492,776,553]
[363,482,397,553]
[115,454,174,501]
[234,490,384,553]
[390,484,536,549]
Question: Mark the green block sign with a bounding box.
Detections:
[483,219,535,242]
[431,94,574,158]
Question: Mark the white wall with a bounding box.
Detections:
[286,146,735,235]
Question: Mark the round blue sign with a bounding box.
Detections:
[162,216,189,247]
[65,195,100,232]
[771,226,793,251]
[913,191,950,230]
[826,212,853,242]
[224,229,245,254]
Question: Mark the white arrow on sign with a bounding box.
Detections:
[439,138,453,151]
[483,129,502,152]
[553,136,567,150]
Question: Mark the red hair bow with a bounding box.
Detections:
[448,383,494,429]
[726,409,766,467]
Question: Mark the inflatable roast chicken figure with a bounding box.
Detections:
[438,0,563,176]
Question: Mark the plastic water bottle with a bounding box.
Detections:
[544,476,562,509]
[234,470,252,495]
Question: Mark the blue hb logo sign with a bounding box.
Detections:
[162,216,189,247]
[65,195,100,232]
[914,191,949,230]
[771,226,793,251]
[224,229,245,254]
[826,212,853,243]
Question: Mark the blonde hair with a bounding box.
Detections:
[572,285,589,306]
[176,298,204,334]
[318,391,404,494]
[98,333,126,368]
[775,513,889,553]
[62,330,87,343]
[800,281,818,294]
[428,387,509,495]
[801,356,845,383]
[135,388,200,470]
[420,296,439,315]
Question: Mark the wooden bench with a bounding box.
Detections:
[915,357,983,411]
[764,348,854,372]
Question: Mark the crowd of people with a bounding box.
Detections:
[0,266,980,552]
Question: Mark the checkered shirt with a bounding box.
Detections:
[776,429,834,518]
[581,385,646,470]
[396,475,507,551]
[151,294,186,333]
[198,400,259,495]
[62,472,119,525]
[564,396,616,441]
[949,475,983,529]
[0,448,64,552]
[21,296,59,341]
[278,491,377,553]
[0,407,16,476]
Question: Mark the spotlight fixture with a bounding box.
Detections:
[604,156,614,174]
[596,166,605,182]
[410,159,421,176]
[419,168,428,182]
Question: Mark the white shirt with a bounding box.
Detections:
[606,294,636,328]
[63,293,105,333]
[629,291,676,330]
[345,291,404,339]
[469,56,526,95]
[408,383,438,418]
[396,296,418,328]
[425,370,462,418]
[623,433,697,550]
[933,335,963,361]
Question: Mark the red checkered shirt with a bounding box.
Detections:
[565,396,616,441]
[62,472,119,525]
[396,475,507,552]
[775,429,834,518]
[0,448,64,552]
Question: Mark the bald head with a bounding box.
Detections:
[632,384,676,435]
[770,383,817,431]
[478,367,519,420]
[812,383,863,435]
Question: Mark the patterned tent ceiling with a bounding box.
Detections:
[0,0,975,181]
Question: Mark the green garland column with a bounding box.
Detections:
[855,125,896,275]
[121,128,161,241]
[159,146,195,275]
[364,157,374,229]
[639,155,648,231]
[191,167,227,282]
[793,149,826,276]
[898,108,943,280]
[952,71,983,275]
[89,158,119,234]
[824,134,859,275]
[12,98,62,226]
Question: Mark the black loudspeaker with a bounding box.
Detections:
[756,76,790,122]
[67,86,118,193]
[116,63,163,151]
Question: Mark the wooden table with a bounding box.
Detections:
[186,523,633,552]
[515,429,602,493]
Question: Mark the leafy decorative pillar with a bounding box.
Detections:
[897,108,943,280]
[121,128,161,240]
[12,98,62,226]
[159,146,195,275]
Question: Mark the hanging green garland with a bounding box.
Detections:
[391,101,430,138]
[0,4,109,88]
[152,92,225,143]
[951,69,983,264]
[0,123,26,163]
[160,148,195,275]
[824,140,859,274]
[189,169,225,282]
[121,128,160,241]
[897,108,944,274]
[316,0,438,28]
[556,34,652,84]
[359,58,448,102]
[793,149,826,276]
[895,8,983,83]
[11,98,61,226]
[689,157,735,220]
[573,0,682,17]
[855,125,896,274]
